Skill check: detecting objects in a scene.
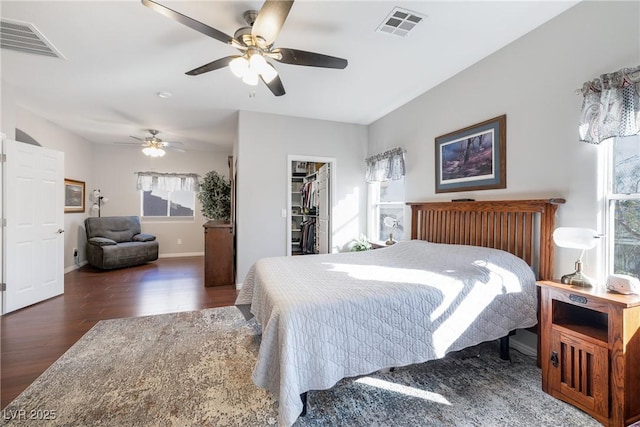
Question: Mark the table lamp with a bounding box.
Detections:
[383,216,398,246]
[553,227,600,287]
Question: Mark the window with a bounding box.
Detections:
[368,177,405,242]
[141,189,195,217]
[605,134,640,277]
[136,171,199,219]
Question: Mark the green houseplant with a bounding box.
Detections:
[198,170,231,221]
[349,234,372,251]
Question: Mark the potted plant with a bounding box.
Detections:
[197,170,231,222]
[349,234,372,251]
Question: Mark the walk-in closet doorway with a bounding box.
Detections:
[287,155,336,256]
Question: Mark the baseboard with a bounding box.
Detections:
[65,254,203,272]
[510,333,537,358]
[158,252,204,258]
[235,282,243,290]
[64,261,87,274]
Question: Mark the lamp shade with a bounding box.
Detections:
[229,56,249,78]
[249,53,268,74]
[553,227,598,250]
[242,69,259,86]
[383,217,398,228]
[259,62,278,84]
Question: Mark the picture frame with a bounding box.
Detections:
[64,178,86,213]
[435,114,506,193]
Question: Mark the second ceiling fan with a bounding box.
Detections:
[142,0,348,96]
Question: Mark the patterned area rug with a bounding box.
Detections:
[3,306,600,426]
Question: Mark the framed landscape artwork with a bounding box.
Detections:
[64,178,85,213]
[434,115,506,193]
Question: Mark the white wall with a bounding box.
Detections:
[92,144,230,257]
[15,107,95,271]
[368,0,640,284]
[236,111,367,284]
[1,81,17,141]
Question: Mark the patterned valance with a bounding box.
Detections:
[579,65,640,144]
[365,147,406,182]
[136,172,200,192]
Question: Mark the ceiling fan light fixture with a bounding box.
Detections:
[142,145,166,157]
[143,0,348,97]
[260,62,278,84]
[242,69,259,86]
[229,56,249,78]
[249,53,268,73]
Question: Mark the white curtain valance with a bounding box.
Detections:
[579,65,640,144]
[365,147,406,182]
[136,172,200,192]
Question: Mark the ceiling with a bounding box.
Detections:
[1,0,578,152]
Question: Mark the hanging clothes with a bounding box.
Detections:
[300,180,318,213]
[299,218,316,254]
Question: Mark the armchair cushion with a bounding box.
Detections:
[89,237,117,246]
[133,233,156,242]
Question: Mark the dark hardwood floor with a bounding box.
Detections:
[1,256,238,409]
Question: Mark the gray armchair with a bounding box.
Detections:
[85,216,159,269]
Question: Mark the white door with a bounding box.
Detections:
[317,164,330,254]
[3,139,65,314]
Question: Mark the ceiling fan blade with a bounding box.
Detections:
[165,146,186,153]
[262,74,285,97]
[114,141,143,146]
[273,48,347,69]
[141,0,234,45]
[186,56,237,76]
[129,136,144,141]
[252,0,294,46]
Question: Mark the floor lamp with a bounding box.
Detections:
[91,189,107,217]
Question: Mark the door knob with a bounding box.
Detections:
[57,229,65,234]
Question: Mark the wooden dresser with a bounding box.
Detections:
[203,221,234,287]
[537,280,640,426]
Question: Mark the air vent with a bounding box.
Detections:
[376,7,426,37]
[0,18,65,59]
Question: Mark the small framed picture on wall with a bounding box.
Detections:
[64,178,86,213]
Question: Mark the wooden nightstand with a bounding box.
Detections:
[537,280,640,427]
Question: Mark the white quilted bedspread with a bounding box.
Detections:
[235,240,537,426]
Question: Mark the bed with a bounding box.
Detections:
[235,199,563,426]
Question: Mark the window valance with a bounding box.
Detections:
[579,65,640,144]
[365,147,406,182]
[135,172,200,192]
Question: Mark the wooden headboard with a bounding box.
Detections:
[407,199,564,280]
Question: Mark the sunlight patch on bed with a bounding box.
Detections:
[323,263,463,319]
[474,260,526,293]
[432,277,499,357]
[355,377,451,405]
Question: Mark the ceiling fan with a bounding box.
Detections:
[114,129,186,157]
[141,0,348,96]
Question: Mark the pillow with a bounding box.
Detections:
[88,237,117,246]
[133,233,156,242]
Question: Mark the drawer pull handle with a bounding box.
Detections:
[551,351,559,368]
[569,294,588,304]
